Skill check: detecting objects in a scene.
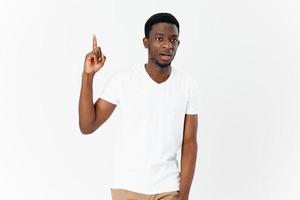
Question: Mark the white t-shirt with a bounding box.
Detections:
[99,65,200,195]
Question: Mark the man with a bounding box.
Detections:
[79,13,200,200]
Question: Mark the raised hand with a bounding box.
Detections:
[83,35,106,75]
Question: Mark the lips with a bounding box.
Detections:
[160,52,173,60]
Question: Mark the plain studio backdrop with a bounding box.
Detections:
[0,0,299,199]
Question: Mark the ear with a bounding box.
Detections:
[143,37,149,48]
[177,40,180,46]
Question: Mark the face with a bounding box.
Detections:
[143,22,180,68]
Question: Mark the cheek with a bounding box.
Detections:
[148,44,154,54]
[149,43,160,54]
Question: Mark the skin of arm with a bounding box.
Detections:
[79,72,96,134]
[179,114,198,200]
[78,35,116,134]
[79,72,116,134]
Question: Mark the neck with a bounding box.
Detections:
[144,62,172,83]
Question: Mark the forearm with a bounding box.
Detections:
[179,141,198,200]
[78,72,96,134]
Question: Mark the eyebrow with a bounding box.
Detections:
[155,33,178,37]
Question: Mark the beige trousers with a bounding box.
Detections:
[110,188,179,200]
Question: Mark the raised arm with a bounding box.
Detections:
[78,35,116,134]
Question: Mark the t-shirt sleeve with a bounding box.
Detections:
[185,78,201,115]
[99,72,122,105]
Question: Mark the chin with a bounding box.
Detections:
[157,64,169,68]
[150,57,172,68]
[157,61,172,68]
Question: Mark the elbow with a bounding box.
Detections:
[79,123,96,135]
[80,128,93,135]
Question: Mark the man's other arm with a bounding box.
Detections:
[179,114,198,200]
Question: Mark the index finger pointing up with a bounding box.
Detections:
[93,35,97,51]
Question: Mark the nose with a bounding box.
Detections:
[162,40,173,49]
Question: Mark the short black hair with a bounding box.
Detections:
[144,12,180,38]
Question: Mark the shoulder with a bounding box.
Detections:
[114,66,138,76]
[107,66,139,86]
[108,66,134,79]
[173,67,199,88]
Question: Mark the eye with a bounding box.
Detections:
[156,37,163,41]
[171,38,178,43]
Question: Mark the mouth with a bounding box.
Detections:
[160,53,172,61]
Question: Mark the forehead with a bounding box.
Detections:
[149,22,179,37]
